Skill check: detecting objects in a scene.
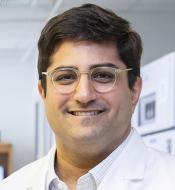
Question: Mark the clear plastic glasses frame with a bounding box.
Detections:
[42,66,132,94]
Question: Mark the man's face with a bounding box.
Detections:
[38,40,141,152]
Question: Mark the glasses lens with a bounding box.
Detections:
[52,69,78,93]
[91,67,116,92]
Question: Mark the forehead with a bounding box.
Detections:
[49,40,126,70]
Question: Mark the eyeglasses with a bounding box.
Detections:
[42,66,132,94]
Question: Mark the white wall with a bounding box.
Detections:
[120,11,175,65]
[0,57,38,171]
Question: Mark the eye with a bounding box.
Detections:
[91,70,115,83]
[52,70,77,85]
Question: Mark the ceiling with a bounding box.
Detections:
[0,0,175,65]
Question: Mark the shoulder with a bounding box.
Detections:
[0,156,47,189]
[147,147,175,171]
[128,129,175,178]
[132,129,175,170]
[0,146,56,190]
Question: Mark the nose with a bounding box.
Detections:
[73,74,96,105]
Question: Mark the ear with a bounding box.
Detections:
[131,77,142,113]
[38,80,45,100]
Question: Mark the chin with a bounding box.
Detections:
[70,125,104,142]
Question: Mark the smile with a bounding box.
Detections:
[68,110,105,116]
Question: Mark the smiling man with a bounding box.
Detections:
[1,3,175,190]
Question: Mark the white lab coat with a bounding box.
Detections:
[0,129,175,190]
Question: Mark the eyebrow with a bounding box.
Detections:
[53,66,77,70]
[90,63,119,69]
[53,63,119,71]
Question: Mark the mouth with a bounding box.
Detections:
[67,110,105,116]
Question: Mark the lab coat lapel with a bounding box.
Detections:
[98,129,149,190]
[25,167,47,190]
[25,147,56,190]
[25,160,48,190]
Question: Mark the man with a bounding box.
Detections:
[1,3,175,190]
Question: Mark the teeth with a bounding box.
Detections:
[72,111,100,116]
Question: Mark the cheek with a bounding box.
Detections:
[106,87,133,117]
[46,78,66,107]
[45,90,69,118]
[44,93,70,135]
[100,92,121,118]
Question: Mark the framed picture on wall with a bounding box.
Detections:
[138,93,156,126]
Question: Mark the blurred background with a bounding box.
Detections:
[0,0,175,180]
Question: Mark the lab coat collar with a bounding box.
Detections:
[25,146,57,190]
[106,129,148,180]
[117,129,148,180]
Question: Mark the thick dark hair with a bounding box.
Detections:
[38,3,142,96]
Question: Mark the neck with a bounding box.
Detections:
[54,127,131,188]
[55,145,108,190]
[55,143,109,177]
